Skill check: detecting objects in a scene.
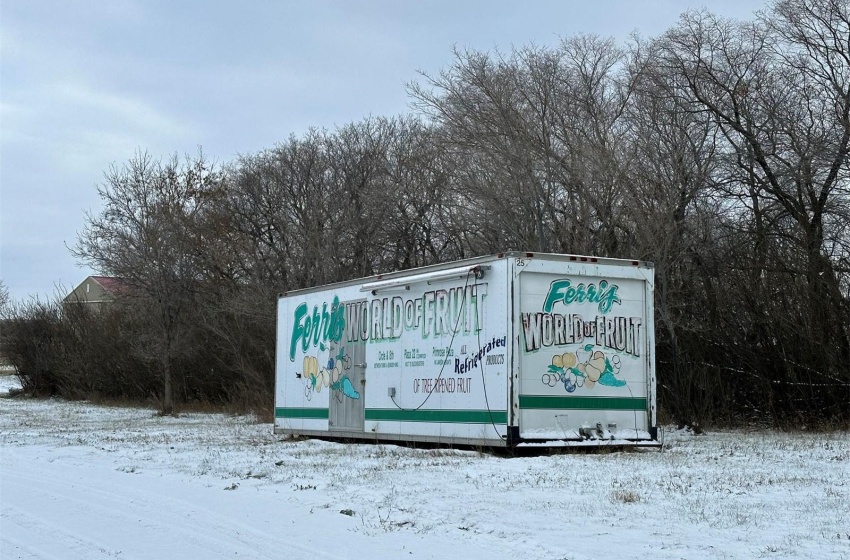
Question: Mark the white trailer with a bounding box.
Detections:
[274,252,658,447]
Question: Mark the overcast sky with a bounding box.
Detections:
[1,0,767,302]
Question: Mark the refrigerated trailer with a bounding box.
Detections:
[274,252,659,448]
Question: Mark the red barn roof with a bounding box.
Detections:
[90,276,130,295]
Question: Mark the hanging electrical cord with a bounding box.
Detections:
[475,307,508,440]
[389,269,474,412]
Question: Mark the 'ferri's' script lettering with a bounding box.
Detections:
[289,296,345,361]
[543,279,621,314]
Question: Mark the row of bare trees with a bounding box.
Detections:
[3,0,848,425]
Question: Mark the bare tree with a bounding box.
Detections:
[625,44,730,422]
[410,47,557,252]
[380,117,462,269]
[649,0,850,421]
[73,150,223,414]
[409,37,637,256]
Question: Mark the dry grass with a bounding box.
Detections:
[610,489,641,504]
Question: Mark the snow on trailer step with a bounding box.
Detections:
[274,252,659,448]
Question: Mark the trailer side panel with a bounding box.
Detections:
[275,261,510,444]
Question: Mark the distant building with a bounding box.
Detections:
[63,276,129,311]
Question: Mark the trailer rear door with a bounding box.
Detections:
[515,259,653,440]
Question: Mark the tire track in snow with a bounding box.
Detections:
[1,532,67,560]
[2,461,344,560]
[1,505,126,560]
[2,473,231,560]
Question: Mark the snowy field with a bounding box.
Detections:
[1,373,848,560]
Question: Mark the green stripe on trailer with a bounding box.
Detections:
[365,408,507,424]
[519,395,647,411]
[275,407,329,419]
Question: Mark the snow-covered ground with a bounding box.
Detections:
[1,373,848,560]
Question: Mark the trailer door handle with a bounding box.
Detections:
[354,363,367,368]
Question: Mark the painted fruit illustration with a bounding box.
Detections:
[545,345,626,393]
